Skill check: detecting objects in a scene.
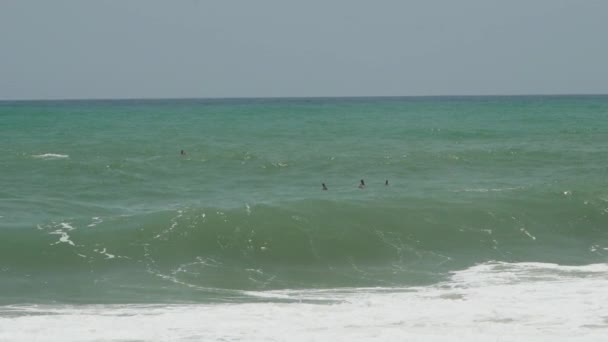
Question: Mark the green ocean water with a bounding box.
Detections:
[1,96,607,304]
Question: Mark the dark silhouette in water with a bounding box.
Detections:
[322,183,328,191]
[180,150,186,156]
[385,179,389,186]
[359,179,365,189]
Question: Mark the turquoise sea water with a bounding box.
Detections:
[1,96,608,306]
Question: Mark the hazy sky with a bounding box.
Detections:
[1,0,607,100]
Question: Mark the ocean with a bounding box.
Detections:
[1,96,607,341]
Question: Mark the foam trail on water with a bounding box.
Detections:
[32,153,69,159]
[87,217,103,227]
[93,248,116,259]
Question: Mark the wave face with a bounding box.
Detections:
[1,96,608,303]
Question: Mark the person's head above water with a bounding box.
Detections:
[322,183,328,190]
[180,150,185,155]
[359,179,365,188]
[385,179,389,186]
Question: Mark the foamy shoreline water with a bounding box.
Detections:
[1,262,607,342]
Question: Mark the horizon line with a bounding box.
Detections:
[1,93,607,103]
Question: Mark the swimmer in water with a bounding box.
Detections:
[359,179,365,189]
[322,183,328,191]
[385,179,389,186]
[180,150,186,156]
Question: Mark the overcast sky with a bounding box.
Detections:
[1,0,607,100]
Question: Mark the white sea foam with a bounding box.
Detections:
[93,248,115,259]
[46,222,77,246]
[59,222,75,231]
[154,210,184,239]
[49,230,75,246]
[87,217,103,227]
[1,262,607,341]
[32,153,69,159]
